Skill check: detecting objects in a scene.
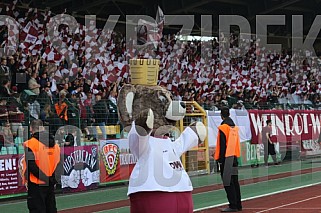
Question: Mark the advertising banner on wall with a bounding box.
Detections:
[61,145,100,192]
[0,154,26,195]
[248,110,321,158]
[248,110,321,144]
[100,139,137,183]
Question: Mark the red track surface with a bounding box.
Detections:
[197,184,321,213]
[58,166,321,213]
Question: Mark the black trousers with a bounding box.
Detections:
[264,143,277,165]
[220,162,242,210]
[27,182,57,213]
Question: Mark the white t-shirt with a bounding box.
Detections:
[127,122,199,195]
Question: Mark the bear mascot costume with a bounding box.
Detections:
[117,59,207,213]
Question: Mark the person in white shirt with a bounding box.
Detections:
[127,109,206,213]
[28,72,40,95]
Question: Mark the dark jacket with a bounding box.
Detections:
[106,100,118,125]
[46,112,63,135]
[93,100,108,123]
[218,117,238,166]
[64,133,75,146]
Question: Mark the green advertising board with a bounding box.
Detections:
[238,141,282,166]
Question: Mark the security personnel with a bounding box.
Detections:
[22,119,60,213]
[215,107,242,212]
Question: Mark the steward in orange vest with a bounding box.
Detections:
[22,119,60,213]
[215,107,242,212]
[214,124,241,164]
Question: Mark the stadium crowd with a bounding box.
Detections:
[0,2,321,152]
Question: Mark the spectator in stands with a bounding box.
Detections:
[37,84,53,111]
[214,94,222,106]
[28,71,40,95]
[44,104,63,136]
[221,93,228,102]
[234,91,244,102]
[8,56,18,86]
[0,121,19,154]
[107,89,118,125]
[84,93,96,141]
[7,95,24,142]
[303,93,313,105]
[173,91,182,101]
[182,91,191,101]
[55,96,68,124]
[28,99,41,122]
[65,93,80,127]
[0,98,8,126]
[39,72,49,89]
[83,79,91,94]
[312,94,320,106]
[0,79,12,98]
[243,89,255,103]
[233,100,245,110]
[78,100,90,140]
[93,95,108,140]
[48,74,58,100]
[0,57,10,81]
[63,132,75,146]
[59,83,69,98]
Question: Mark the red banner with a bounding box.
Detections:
[100,139,136,183]
[248,110,321,144]
[0,154,26,195]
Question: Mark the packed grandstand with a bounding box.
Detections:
[0,1,321,139]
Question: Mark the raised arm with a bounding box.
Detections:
[172,122,206,157]
[127,109,154,158]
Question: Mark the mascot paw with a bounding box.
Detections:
[190,122,207,142]
[146,109,154,129]
[135,108,154,136]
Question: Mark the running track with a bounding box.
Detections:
[196,184,321,213]
[58,166,321,213]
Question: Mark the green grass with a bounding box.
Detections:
[1,159,321,212]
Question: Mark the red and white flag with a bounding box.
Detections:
[137,6,164,47]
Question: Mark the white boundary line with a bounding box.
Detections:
[255,194,321,213]
[94,206,129,213]
[0,187,127,206]
[1,163,318,208]
[193,182,321,212]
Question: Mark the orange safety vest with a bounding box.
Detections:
[55,102,68,121]
[214,124,241,160]
[22,137,60,185]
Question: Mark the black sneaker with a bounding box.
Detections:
[221,207,239,212]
